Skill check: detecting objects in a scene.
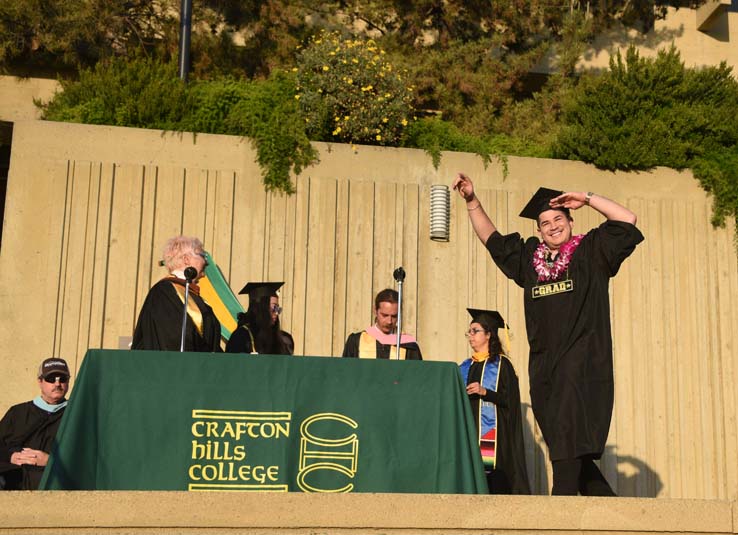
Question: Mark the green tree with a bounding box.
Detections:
[0,0,180,73]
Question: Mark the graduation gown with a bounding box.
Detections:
[225,324,294,355]
[0,401,66,490]
[461,355,531,494]
[342,331,423,360]
[486,220,643,461]
[132,278,222,352]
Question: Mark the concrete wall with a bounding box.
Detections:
[0,76,59,122]
[1,492,737,535]
[1,120,736,500]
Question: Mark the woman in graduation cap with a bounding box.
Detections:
[225,282,294,355]
[460,309,531,495]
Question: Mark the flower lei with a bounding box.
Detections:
[532,234,584,282]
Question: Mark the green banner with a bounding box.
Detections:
[41,350,487,493]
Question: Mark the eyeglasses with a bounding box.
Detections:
[464,328,485,337]
[43,374,69,384]
[271,305,283,314]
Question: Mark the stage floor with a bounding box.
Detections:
[1,492,736,535]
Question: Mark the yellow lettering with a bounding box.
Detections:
[235,422,246,441]
[191,421,205,437]
[206,421,218,437]
[275,422,289,438]
[188,464,201,480]
[191,440,206,460]
[221,421,236,439]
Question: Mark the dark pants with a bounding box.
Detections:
[551,456,616,496]
[486,468,512,494]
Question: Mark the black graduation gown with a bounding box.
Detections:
[0,401,66,490]
[341,332,423,360]
[464,355,531,494]
[225,324,294,355]
[486,220,643,461]
[132,278,222,352]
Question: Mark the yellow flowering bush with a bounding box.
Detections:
[296,30,414,146]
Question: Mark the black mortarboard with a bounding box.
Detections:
[519,187,565,220]
[238,281,284,300]
[467,308,506,330]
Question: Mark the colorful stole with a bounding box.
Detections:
[171,281,204,336]
[459,356,501,469]
[358,331,407,359]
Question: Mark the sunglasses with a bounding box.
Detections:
[43,374,69,384]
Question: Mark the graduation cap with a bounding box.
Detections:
[467,308,506,331]
[238,282,284,300]
[519,187,566,220]
[467,308,511,356]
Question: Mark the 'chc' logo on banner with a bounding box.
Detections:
[297,413,359,493]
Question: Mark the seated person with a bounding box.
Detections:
[0,358,71,490]
[226,282,294,355]
[342,288,422,360]
[459,309,530,494]
[132,236,221,352]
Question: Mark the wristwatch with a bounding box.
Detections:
[585,191,594,205]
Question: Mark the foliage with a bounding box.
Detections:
[41,57,190,129]
[394,37,548,137]
[402,118,550,177]
[554,45,738,226]
[212,72,317,193]
[23,0,735,223]
[295,30,414,146]
[402,118,493,168]
[491,79,565,159]
[0,0,179,73]
[692,147,738,229]
[40,58,316,193]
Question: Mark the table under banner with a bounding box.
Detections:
[40,350,487,493]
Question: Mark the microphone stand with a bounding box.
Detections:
[180,267,198,352]
[393,267,406,360]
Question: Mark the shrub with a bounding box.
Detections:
[295,30,414,146]
[554,45,738,229]
[177,74,318,194]
[41,57,190,129]
[217,72,317,194]
[692,147,738,229]
[554,46,738,170]
[402,118,493,168]
[40,58,316,193]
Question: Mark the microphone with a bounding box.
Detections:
[180,266,197,352]
[184,266,198,283]
[393,267,406,360]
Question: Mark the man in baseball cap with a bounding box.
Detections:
[0,357,71,490]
